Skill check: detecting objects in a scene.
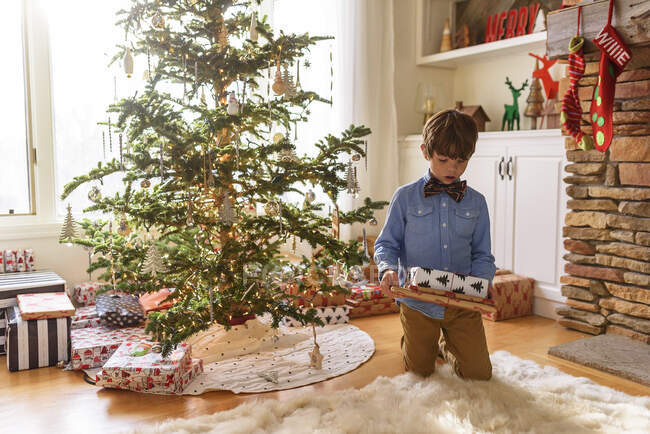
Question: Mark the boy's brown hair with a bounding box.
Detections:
[422,109,478,161]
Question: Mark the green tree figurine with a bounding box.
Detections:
[61,0,386,356]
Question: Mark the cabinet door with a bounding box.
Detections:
[463,143,507,268]
[504,141,566,293]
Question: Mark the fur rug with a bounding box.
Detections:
[135,351,650,434]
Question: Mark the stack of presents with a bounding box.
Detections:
[0,250,201,394]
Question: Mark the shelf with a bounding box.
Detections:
[400,129,562,147]
[416,32,547,69]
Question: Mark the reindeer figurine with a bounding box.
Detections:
[502,77,529,131]
[529,53,559,99]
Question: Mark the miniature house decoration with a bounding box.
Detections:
[455,101,490,132]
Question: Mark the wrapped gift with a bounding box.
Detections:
[97,357,203,394]
[283,282,348,308]
[15,249,26,272]
[0,271,66,308]
[96,293,145,327]
[348,299,400,318]
[17,292,75,320]
[3,250,17,273]
[0,309,6,355]
[24,249,35,272]
[349,284,383,301]
[139,288,175,313]
[409,267,489,299]
[72,281,103,306]
[70,326,148,370]
[99,341,192,393]
[71,306,101,330]
[5,306,71,371]
[281,305,350,327]
[481,273,534,321]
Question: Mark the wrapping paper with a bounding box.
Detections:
[17,292,75,320]
[96,294,145,327]
[98,341,192,393]
[96,358,203,394]
[409,267,489,299]
[281,305,350,327]
[348,284,383,301]
[283,283,348,308]
[347,298,399,318]
[481,273,534,321]
[139,288,175,313]
[24,249,35,272]
[70,326,148,370]
[3,250,17,273]
[394,286,497,315]
[5,306,71,371]
[71,306,101,330]
[72,282,103,306]
[0,271,67,308]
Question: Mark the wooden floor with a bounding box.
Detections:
[2,314,648,433]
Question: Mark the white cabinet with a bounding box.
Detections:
[399,129,567,318]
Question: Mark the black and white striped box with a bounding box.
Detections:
[0,308,6,355]
[0,271,66,308]
[5,306,71,372]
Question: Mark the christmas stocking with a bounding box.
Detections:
[561,33,593,151]
[589,0,632,152]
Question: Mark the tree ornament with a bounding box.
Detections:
[272,61,286,95]
[351,154,361,162]
[159,141,164,179]
[108,118,113,152]
[362,228,370,265]
[119,133,124,167]
[200,87,207,106]
[560,6,593,151]
[345,161,355,194]
[152,11,165,28]
[249,11,258,42]
[589,0,631,153]
[329,45,334,104]
[279,148,298,163]
[282,65,296,98]
[102,131,106,159]
[364,140,368,171]
[140,179,151,189]
[187,195,195,226]
[123,47,134,77]
[118,214,131,236]
[331,205,340,239]
[295,60,301,90]
[142,241,167,276]
[273,132,284,144]
[305,189,316,203]
[88,186,102,201]
[524,60,545,130]
[227,91,239,115]
[59,204,77,245]
[219,192,237,225]
[369,217,378,226]
[292,235,297,253]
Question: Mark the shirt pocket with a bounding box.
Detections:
[454,207,479,238]
[405,206,434,235]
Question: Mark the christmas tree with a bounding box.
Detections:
[61,0,386,355]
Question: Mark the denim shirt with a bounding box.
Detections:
[374,170,496,320]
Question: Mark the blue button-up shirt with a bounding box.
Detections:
[374,170,496,319]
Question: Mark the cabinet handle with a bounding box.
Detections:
[498,157,505,180]
[507,157,513,181]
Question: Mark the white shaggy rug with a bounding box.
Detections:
[134,351,650,434]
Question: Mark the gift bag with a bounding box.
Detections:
[96,294,145,327]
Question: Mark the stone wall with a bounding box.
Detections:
[558,46,650,344]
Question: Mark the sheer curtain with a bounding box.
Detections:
[334,0,399,241]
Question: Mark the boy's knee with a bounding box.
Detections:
[406,363,436,378]
[459,362,492,381]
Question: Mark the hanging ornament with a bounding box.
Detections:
[329,45,334,104]
[351,154,361,162]
[362,228,370,265]
[292,235,297,253]
[282,65,295,98]
[208,286,214,321]
[186,196,195,226]
[119,133,124,168]
[159,141,164,179]
[249,11,258,42]
[88,186,102,202]
[108,118,113,152]
[84,246,93,281]
[182,54,187,102]
[152,11,165,28]
[141,179,151,188]
[305,189,316,203]
[279,148,298,163]
[216,13,228,52]
[364,140,368,171]
[108,221,116,291]
[272,61,286,95]
[102,131,106,160]
[369,217,378,226]
[295,60,301,90]
[264,201,279,216]
[200,87,207,106]
[227,91,240,115]
[118,214,131,236]
[353,167,360,197]
[59,204,77,245]
[207,167,216,188]
[331,205,340,240]
[219,192,237,225]
[142,241,167,276]
[273,132,284,144]
[345,161,355,194]
[123,47,134,78]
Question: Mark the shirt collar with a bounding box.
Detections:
[423,170,461,184]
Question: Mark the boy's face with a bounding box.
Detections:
[420,146,469,184]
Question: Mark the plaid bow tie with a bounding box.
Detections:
[424,177,467,202]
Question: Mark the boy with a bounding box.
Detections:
[374,109,495,380]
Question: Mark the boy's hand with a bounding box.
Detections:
[380,270,399,298]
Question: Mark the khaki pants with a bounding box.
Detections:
[400,303,492,380]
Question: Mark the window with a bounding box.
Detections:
[0,0,33,216]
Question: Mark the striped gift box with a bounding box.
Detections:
[0,309,6,355]
[5,306,71,372]
[0,271,66,308]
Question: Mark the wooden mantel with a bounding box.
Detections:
[546,0,650,58]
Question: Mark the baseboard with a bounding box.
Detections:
[534,295,566,320]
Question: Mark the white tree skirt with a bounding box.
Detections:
[181,317,375,394]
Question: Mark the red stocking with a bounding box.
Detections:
[589,0,632,153]
[561,7,593,150]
